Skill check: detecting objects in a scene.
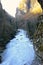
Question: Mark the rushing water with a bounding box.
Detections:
[0,29,35,65]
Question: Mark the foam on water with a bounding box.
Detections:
[0,29,35,65]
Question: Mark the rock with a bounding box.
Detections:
[33,14,43,64]
[0,3,17,53]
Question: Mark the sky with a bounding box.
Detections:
[1,0,21,17]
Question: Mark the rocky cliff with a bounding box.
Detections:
[0,1,43,65]
[0,2,17,53]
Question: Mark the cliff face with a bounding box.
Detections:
[0,1,43,64]
[0,0,42,46]
[0,3,17,53]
